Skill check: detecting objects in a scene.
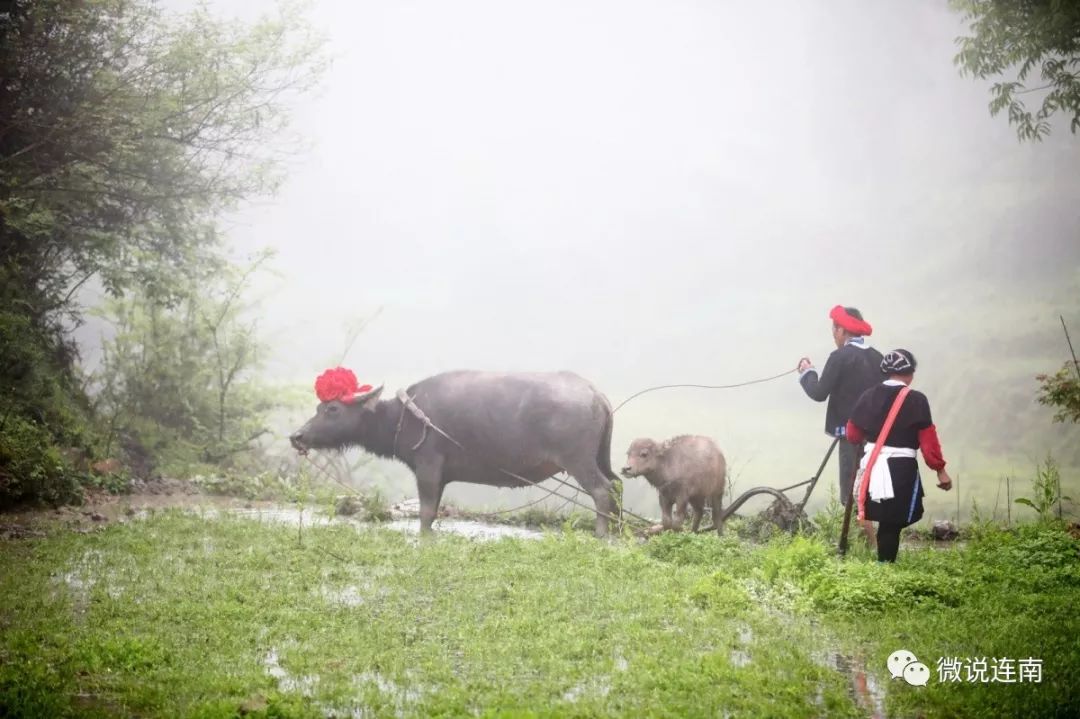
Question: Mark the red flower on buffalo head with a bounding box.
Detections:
[314,367,373,404]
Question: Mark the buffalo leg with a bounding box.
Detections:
[689,497,706,532]
[415,454,445,534]
[588,481,615,537]
[711,491,725,535]
[566,461,614,537]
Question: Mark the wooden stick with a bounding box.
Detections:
[1059,468,1064,521]
[993,476,1002,522]
[1006,475,1011,527]
[838,490,855,556]
[838,465,858,556]
[956,472,961,523]
[1061,315,1080,382]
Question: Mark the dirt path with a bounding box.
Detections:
[0,482,283,539]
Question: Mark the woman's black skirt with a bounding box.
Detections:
[865,457,925,527]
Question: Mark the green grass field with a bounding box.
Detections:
[0,510,1077,718]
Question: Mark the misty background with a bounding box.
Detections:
[73,0,1080,520]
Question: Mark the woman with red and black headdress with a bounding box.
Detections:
[845,349,953,563]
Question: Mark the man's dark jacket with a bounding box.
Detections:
[800,342,884,436]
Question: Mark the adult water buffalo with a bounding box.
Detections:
[289,369,621,536]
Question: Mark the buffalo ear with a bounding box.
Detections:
[358,385,384,411]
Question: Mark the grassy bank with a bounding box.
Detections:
[0,512,1077,718]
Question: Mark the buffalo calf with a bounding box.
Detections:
[621,435,726,534]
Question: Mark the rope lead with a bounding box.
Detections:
[611,368,797,413]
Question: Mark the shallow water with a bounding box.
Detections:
[263,647,319,696]
[561,677,612,703]
[730,623,754,668]
[261,649,430,718]
[729,649,752,668]
[319,583,368,607]
[613,652,629,673]
[221,506,545,541]
[56,549,115,616]
[382,517,542,540]
[815,650,887,719]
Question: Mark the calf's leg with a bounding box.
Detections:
[672,498,689,531]
[659,495,674,530]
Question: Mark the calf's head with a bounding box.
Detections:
[290,385,384,453]
[621,438,660,478]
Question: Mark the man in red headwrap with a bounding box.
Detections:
[797,306,883,544]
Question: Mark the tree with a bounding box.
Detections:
[1,0,324,316]
[0,0,324,502]
[1037,364,1080,423]
[92,253,277,475]
[952,0,1080,141]
[1035,318,1080,423]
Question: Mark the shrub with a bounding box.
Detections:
[807,563,961,613]
[644,531,748,567]
[811,489,845,545]
[760,535,831,584]
[189,470,295,501]
[361,490,393,522]
[0,301,100,507]
[1014,455,1072,523]
[758,535,962,613]
[689,570,751,611]
[0,416,82,507]
[965,522,1080,591]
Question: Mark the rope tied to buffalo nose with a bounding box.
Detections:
[611,368,797,413]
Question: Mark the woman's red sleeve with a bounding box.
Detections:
[918,424,946,470]
[844,420,865,444]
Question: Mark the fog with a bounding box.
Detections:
[79,0,1080,518]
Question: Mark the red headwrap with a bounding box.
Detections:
[314,367,373,404]
[829,305,872,336]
